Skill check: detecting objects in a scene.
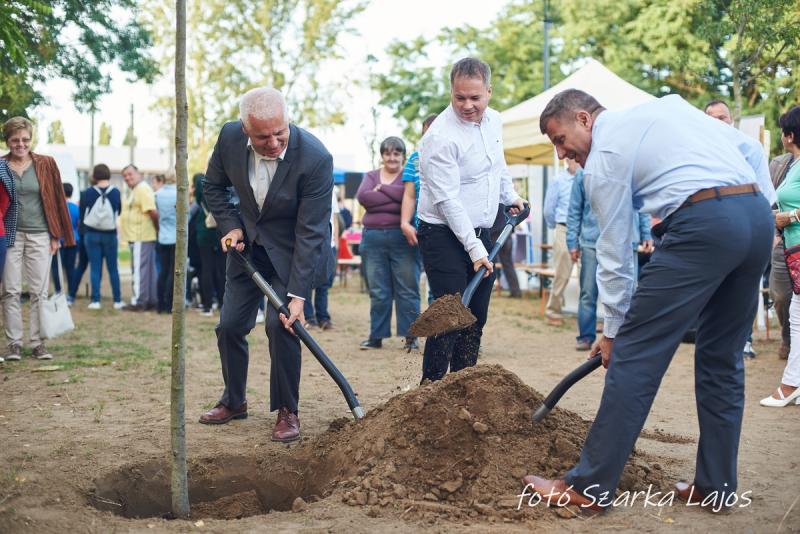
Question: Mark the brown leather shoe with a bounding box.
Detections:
[521,475,604,512]
[272,407,300,442]
[675,481,705,504]
[199,402,248,425]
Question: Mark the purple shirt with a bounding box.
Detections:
[356,169,405,229]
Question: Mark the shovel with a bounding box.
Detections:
[226,240,364,420]
[531,353,602,422]
[409,203,530,337]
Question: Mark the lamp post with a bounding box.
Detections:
[541,0,552,265]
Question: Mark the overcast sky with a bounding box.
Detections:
[33,0,503,169]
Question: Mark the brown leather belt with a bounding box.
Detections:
[682,183,759,208]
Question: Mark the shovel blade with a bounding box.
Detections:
[408,293,477,337]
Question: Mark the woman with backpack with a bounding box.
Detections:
[80,164,123,309]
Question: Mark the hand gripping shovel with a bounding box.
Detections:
[409,203,530,338]
[226,240,364,420]
[531,353,602,422]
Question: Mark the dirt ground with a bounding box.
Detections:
[1,276,798,533]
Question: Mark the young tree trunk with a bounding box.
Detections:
[170,0,190,519]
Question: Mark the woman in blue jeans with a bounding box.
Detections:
[356,137,420,351]
[80,164,122,309]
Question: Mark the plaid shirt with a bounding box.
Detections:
[0,159,17,247]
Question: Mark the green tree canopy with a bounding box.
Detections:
[47,120,65,144]
[0,0,158,120]
[142,0,366,174]
[99,122,112,145]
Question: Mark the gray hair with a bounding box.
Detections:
[539,89,604,134]
[450,57,491,87]
[239,87,289,127]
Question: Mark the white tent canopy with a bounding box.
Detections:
[501,59,655,164]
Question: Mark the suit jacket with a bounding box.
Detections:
[203,122,334,299]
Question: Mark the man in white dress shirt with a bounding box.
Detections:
[522,89,775,511]
[417,57,526,381]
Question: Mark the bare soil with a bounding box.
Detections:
[1,281,798,533]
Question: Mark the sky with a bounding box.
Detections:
[32,0,505,170]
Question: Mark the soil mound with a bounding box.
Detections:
[320,364,666,521]
[90,365,666,523]
[408,293,476,337]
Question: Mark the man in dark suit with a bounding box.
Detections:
[199,87,333,442]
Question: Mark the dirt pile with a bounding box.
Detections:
[321,364,666,522]
[408,293,476,337]
[90,365,666,523]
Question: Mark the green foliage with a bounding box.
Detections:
[47,120,65,144]
[142,0,366,174]
[0,0,158,121]
[98,122,112,145]
[373,0,559,144]
[374,0,798,157]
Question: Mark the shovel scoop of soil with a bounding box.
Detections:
[408,293,477,337]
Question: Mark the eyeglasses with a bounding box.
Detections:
[8,137,31,145]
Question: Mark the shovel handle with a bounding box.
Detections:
[532,353,602,422]
[462,203,530,306]
[224,239,365,420]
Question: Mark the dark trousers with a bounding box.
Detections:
[770,240,792,347]
[157,244,176,312]
[418,221,496,381]
[565,193,773,501]
[51,245,78,293]
[304,246,336,323]
[199,244,226,312]
[215,245,300,412]
[68,237,89,300]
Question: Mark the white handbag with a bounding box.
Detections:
[40,252,75,339]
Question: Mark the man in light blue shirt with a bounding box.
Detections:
[542,158,579,325]
[154,175,177,313]
[522,89,775,511]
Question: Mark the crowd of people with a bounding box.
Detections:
[1,53,798,513]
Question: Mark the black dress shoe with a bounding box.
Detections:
[360,338,382,350]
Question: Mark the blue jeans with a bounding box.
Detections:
[577,246,598,343]
[85,231,121,303]
[361,228,420,339]
[304,247,336,323]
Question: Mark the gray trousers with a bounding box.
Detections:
[215,245,301,413]
[565,193,773,502]
[769,240,792,347]
[129,241,158,307]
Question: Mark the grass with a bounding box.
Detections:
[18,339,156,374]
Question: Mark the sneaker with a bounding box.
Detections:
[201,310,213,317]
[403,336,419,351]
[66,296,74,307]
[255,309,265,323]
[113,302,125,310]
[0,356,3,363]
[318,319,334,331]
[32,344,53,360]
[4,345,21,361]
[360,338,382,350]
[88,301,101,310]
[743,341,756,359]
[575,339,592,351]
